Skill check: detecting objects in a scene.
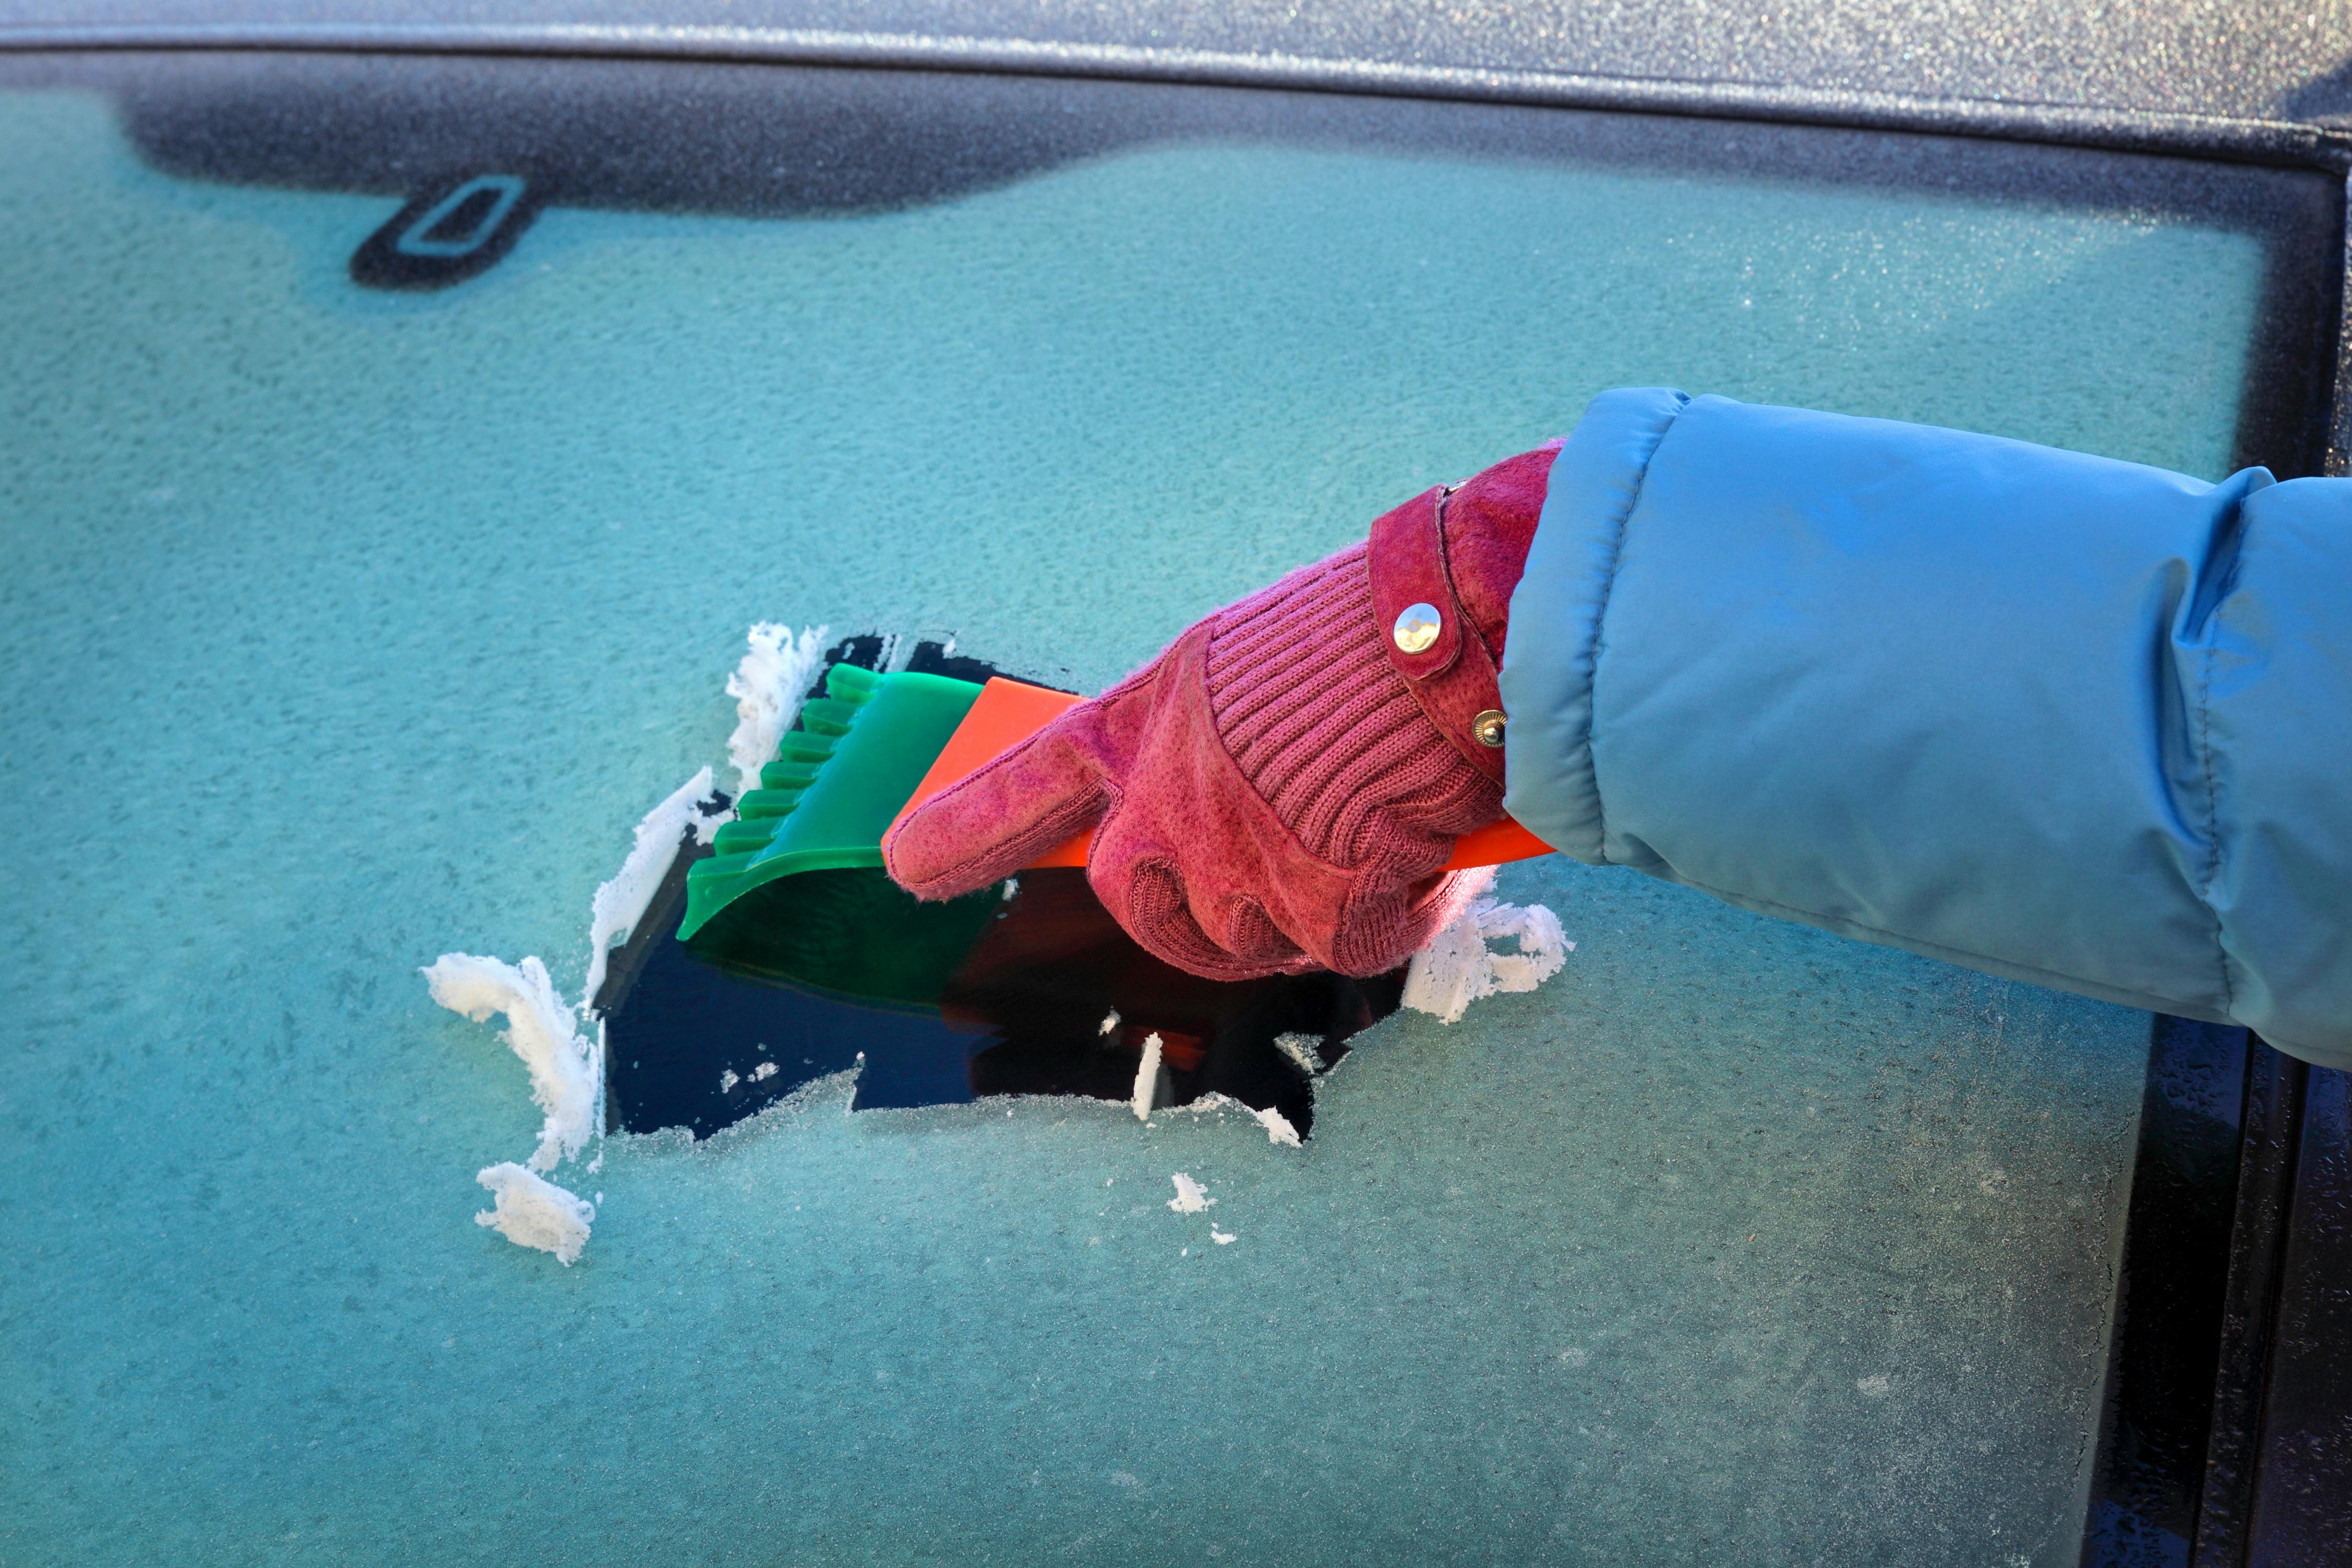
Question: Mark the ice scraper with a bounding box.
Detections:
[675,662,1550,944]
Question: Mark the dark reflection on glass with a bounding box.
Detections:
[604,857,1396,1137]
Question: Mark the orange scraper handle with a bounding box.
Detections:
[890,677,1554,873]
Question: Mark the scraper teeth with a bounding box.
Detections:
[677,658,989,942]
[824,663,882,702]
[776,734,836,765]
[798,697,859,736]
[736,787,803,822]
[744,664,876,782]
[711,819,777,855]
[722,664,881,825]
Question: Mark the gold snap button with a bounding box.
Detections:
[1392,603,1442,654]
[1471,709,1507,748]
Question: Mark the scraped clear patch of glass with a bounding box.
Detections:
[0,68,2282,1565]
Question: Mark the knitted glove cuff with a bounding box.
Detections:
[1205,543,1497,871]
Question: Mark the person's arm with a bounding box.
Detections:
[1502,389,2352,1070]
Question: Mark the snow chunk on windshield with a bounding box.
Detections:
[1167,1172,1215,1214]
[475,1162,596,1265]
[423,953,598,1172]
[583,766,728,1008]
[724,621,828,799]
[1402,893,1573,1026]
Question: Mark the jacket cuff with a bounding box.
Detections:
[1497,387,1689,861]
[2203,477,2352,1069]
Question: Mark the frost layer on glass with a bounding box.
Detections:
[0,87,2257,1564]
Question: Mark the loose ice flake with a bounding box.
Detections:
[724,622,828,799]
[1162,1092,1304,1147]
[1273,1032,1324,1077]
[1132,1032,1168,1122]
[474,1162,596,1264]
[424,954,598,1172]
[1168,1173,1215,1214]
[1402,887,1573,1025]
[1252,1106,1304,1148]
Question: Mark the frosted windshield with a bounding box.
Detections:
[0,66,2285,1565]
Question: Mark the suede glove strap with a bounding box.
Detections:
[1367,485,1507,785]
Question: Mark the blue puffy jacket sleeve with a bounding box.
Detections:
[1498,389,2352,1071]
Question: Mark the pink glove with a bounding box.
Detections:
[883,442,1562,980]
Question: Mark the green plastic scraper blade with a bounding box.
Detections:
[677,664,985,940]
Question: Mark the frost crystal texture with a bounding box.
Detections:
[1165,1094,1301,1147]
[474,1162,597,1265]
[1402,894,1573,1025]
[422,954,599,1172]
[724,622,828,799]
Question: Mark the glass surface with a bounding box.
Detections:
[0,57,2321,1565]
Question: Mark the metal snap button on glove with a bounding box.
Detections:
[1392,603,1442,654]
